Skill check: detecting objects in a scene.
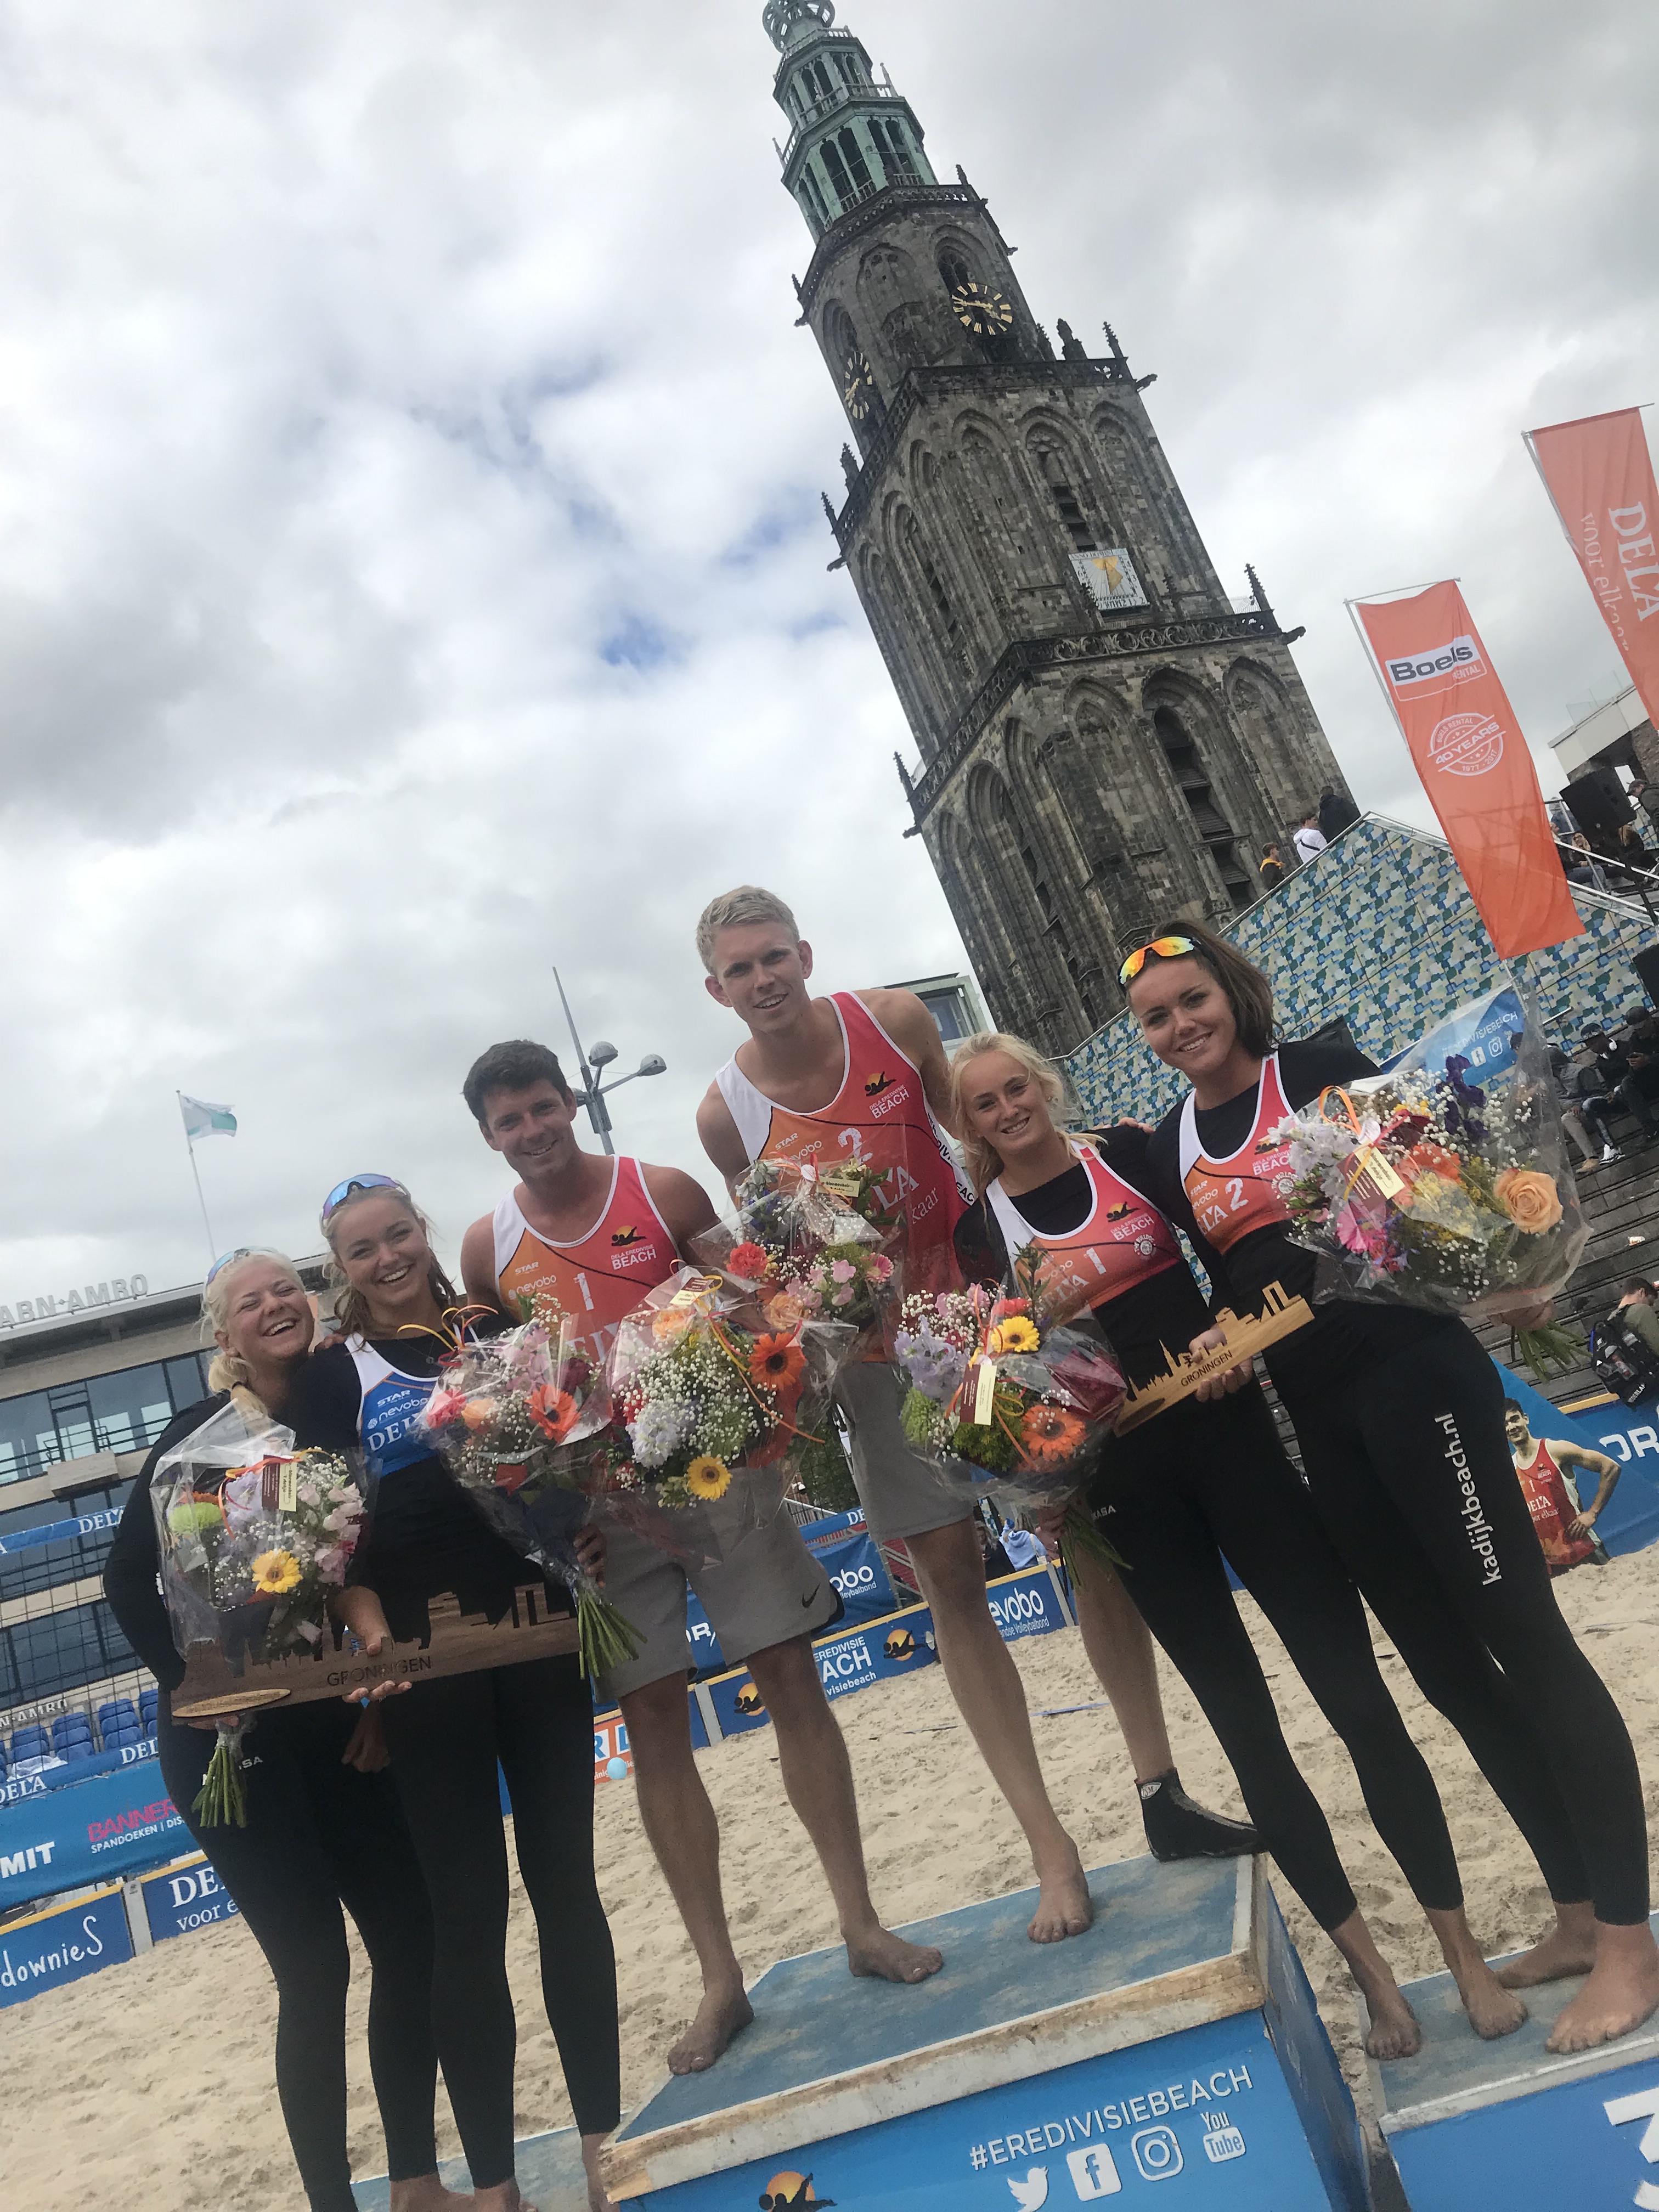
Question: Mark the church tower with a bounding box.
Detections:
[764,0,1352,1052]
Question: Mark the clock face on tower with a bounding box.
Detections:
[842,347,877,419]
[950,279,1014,338]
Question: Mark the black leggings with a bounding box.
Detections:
[1284,1317,1647,1925]
[381,1654,620,2185]
[1086,1387,1461,1929]
[158,1697,441,2212]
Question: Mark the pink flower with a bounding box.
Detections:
[830,1260,856,1284]
[315,1545,348,1582]
[833,1283,855,1305]
[1333,1202,1389,1260]
[427,1388,467,1427]
[870,1255,893,1282]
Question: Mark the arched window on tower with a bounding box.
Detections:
[884,115,918,172]
[799,163,831,230]
[867,117,915,181]
[990,776,1098,1038]
[820,134,855,210]
[1153,702,1254,911]
[837,126,873,196]
[901,511,961,646]
[1034,444,1097,552]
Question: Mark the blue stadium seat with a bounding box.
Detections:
[61,1739,96,1763]
[52,1715,93,1752]
[10,1726,52,1764]
[138,1691,159,1734]
[97,1699,139,1739]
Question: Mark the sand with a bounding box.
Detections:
[7,1551,1659,2209]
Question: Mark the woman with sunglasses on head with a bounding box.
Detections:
[285,1175,618,2212]
[1122,923,1659,2056]
[102,1249,464,2212]
[950,1034,1530,2055]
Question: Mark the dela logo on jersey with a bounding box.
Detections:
[758,2173,833,2207]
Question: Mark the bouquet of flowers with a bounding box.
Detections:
[418,1299,641,1680]
[691,1156,900,1339]
[604,1268,855,1546]
[892,1244,1128,1583]
[151,1402,370,1824]
[1274,986,1588,1374]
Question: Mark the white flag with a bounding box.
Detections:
[180,1095,237,1141]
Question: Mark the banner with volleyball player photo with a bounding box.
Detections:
[1351,581,1583,961]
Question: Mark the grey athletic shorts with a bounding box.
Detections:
[595,1498,839,1703]
[834,1361,974,1542]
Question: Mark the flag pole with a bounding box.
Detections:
[178,1093,218,1260]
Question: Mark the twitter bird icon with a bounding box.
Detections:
[1007,2168,1048,2209]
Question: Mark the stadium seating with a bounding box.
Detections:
[9,1725,52,1765]
[138,1689,159,1736]
[97,1699,140,1745]
[51,1714,93,1756]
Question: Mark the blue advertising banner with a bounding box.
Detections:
[0,1884,132,2008]
[141,1852,242,1943]
[985,1567,1071,1644]
[0,1736,159,1810]
[706,1599,943,1738]
[0,1748,187,1909]
[1492,1360,1659,1559]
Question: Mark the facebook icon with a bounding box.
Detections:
[1064,2145,1121,2199]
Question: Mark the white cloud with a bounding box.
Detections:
[2,0,1654,1301]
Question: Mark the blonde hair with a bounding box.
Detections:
[201,1249,307,1423]
[695,885,800,973]
[948,1031,1070,1198]
[322,1186,459,1342]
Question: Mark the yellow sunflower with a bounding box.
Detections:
[988,1316,1040,1356]
[252,1550,302,1595]
[685,1455,732,1500]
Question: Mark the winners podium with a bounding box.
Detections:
[1372,1911,1659,2211]
[603,1852,1369,2210]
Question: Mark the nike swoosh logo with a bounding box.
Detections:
[802,1591,819,1607]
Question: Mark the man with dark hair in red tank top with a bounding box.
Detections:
[460,1040,940,2077]
[694,888,1100,1945]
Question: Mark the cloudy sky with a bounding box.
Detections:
[2,0,1654,1310]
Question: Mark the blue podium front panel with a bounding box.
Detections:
[1373,1910,1659,2212]
[607,1854,1368,2210]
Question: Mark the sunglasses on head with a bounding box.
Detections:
[1118,935,1197,988]
[205,1247,254,1286]
[320,1173,410,1227]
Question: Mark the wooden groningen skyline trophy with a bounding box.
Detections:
[1114,1282,1314,1434]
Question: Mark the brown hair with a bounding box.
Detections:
[947,1031,1071,1197]
[322,1188,460,1343]
[1129,918,1277,1059]
[462,1039,571,1127]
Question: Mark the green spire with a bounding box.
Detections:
[765,3,936,240]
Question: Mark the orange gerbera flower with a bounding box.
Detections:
[1019,1402,1088,1469]
[526,1384,578,1442]
[749,1333,806,1393]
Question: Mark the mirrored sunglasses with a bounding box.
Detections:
[1117,935,1197,988]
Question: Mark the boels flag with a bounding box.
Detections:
[1356,582,1583,960]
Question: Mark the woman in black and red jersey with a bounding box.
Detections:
[1124,921,1658,2057]
[949,1033,1528,2056]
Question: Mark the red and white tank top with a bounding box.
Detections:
[986,1143,1182,1321]
[493,1156,679,1362]
[714,991,970,1254]
[1512,1439,1595,1571]
[1177,1055,1297,1254]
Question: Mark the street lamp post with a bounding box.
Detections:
[552,968,667,1156]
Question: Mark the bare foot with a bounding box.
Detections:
[471,2188,537,2212]
[667,1983,754,2074]
[845,1923,944,1984]
[1451,1956,1528,2040]
[1496,1903,1598,1990]
[1547,1924,1659,2053]
[390,2180,472,2212]
[1028,1850,1093,1944]
[582,2130,615,2212]
[1363,1986,1423,2061]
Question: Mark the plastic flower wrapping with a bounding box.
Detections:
[690,1156,901,1342]
[1273,988,1588,1363]
[603,1267,856,1548]
[150,1402,370,1824]
[892,1243,1128,1581]
[417,1297,641,1680]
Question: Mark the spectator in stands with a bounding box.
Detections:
[1571,1040,1624,1161]
[103,1251,466,2212]
[1614,1279,1659,1359]
[1632,776,1659,829]
[1318,784,1361,841]
[1586,1026,1659,1142]
[1293,810,1327,866]
[1565,833,1611,891]
[1547,798,1576,842]
[1617,1008,1659,1114]
[1550,1046,1610,1170]
[1259,843,1286,890]
[1616,823,1654,883]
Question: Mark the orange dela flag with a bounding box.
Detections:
[1353,582,1584,959]
[1525,408,1659,727]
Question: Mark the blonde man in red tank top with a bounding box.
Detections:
[693,887,1109,1943]
[459,1040,940,2077]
